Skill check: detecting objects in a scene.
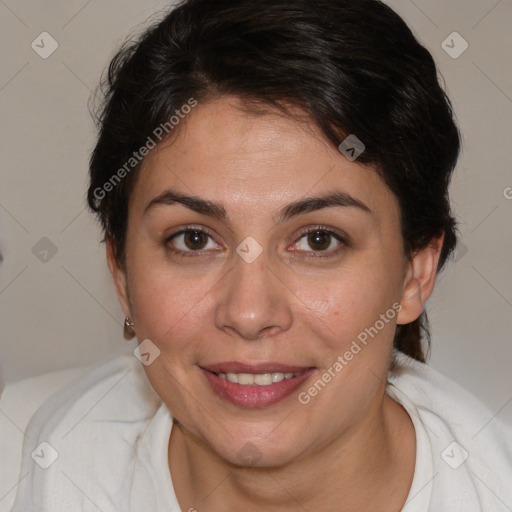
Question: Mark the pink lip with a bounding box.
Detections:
[199,364,316,408]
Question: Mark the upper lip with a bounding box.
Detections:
[201,361,313,374]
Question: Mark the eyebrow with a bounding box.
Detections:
[277,192,372,222]
[143,190,227,220]
[143,189,372,222]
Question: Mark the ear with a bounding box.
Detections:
[106,236,132,320]
[396,233,444,325]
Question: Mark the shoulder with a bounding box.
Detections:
[389,351,512,511]
[388,350,512,442]
[10,354,162,512]
[24,354,160,435]
[0,364,92,511]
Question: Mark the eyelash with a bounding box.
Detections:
[164,225,219,258]
[164,225,348,258]
[290,225,348,258]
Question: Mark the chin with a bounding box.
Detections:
[209,431,308,469]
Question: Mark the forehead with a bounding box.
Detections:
[130,96,397,220]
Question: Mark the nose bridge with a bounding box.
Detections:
[214,252,292,340]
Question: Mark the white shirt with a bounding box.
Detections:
[9,351,512,511]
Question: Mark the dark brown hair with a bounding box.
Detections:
[87,0,461,362]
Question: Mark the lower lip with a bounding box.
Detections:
[200,368,315,408]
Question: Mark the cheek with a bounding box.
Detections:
[127,252,218,348]
[290,258,400,353]
[129,263,216,409]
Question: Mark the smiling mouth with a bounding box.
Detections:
[214,370,307,386]
[200,364,316,407]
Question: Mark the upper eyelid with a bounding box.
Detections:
[297,227,341,237]
[167,225,217,240]
[292,226,347,243]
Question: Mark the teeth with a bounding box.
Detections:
[272,373,284,383]
[218,371,304,386]
[238,373,255,385]
[226,373,238,384]
[254,373,272,385]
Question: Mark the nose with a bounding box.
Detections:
[214,254,293,341]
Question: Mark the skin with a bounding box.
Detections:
[107,96,443,511]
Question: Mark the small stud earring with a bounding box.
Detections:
[124,317,135,329]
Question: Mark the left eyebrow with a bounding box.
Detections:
[277,192,373,222]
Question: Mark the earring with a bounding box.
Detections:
[124,317,135,329]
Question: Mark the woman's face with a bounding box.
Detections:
[109,96,434,467]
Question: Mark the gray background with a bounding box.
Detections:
[0,0,511,425]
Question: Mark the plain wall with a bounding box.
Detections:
[0,0,511,425]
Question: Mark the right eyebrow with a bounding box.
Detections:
[143,189,228,221]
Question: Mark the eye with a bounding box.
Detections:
[290,228,345,253]
[168,229,219,253]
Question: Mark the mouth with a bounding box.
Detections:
[216,370,306,385]
[199,362,316,408]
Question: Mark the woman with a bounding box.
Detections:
[12,0,512,510]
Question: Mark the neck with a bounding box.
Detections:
[169,392,415,512]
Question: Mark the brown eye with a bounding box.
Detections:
[169,229,218,252]
[291,228,345,254]
[183,230,209,250]
[307,230,332,251]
